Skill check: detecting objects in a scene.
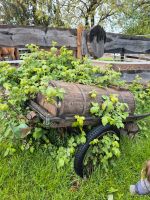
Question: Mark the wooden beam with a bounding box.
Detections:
[0,25,150,55]
[126,54,150,61]
[77,24,84,59]
[91,60,150,72]
[0,25,77,48]
[105,32,150,54]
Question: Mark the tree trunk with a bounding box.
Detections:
[91,15,95,27]
[85,16,89,27]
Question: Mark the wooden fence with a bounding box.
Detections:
[0,25,150,58]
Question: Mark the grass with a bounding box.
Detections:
[0,119,150,200]
[97,57,114,61]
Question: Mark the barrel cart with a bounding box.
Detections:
[27,80,150,177]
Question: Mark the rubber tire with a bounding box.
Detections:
[74,124,120,178]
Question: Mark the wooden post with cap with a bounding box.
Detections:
[77,24,84,59]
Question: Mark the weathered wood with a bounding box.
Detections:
[29,99,150,128]
[126,54,150,61]
[36,80,135,118]
[105,32,150,54]
[0,25,77,48]
[77,25,84,59]
[0,25,150,55]
[91,60,150,71]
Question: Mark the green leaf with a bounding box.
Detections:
[107,187,118,193]
[58,158,65,168]
[4,148,9,157]
[73,115,85,128]
[107,102,114,112]
[0,103,9,111]
[90,102,100,115]
[102,116,108,126]
[30,146,35,153]
[80,136,86,144]
[46,87,57,98]
[89,90,97,98]
[12,123,29,139]
[33,128,43,139]
[90,139,99,145]
[56,88,65,99]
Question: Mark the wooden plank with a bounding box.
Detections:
[0,25,77,48]
[105,33,150,54]
[77,25,84,59]
[91,60,150,72]
[0,25,150,55]
[126,54,150,61]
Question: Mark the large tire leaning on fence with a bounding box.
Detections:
[74,124,120,178]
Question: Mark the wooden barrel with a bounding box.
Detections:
[36,80,135,117]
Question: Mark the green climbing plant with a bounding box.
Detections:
[0,44,149,171]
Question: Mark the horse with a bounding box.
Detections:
[0,47,19,61]
[88,25,106,58]
[82,25,106,59]
[89,25,106,44]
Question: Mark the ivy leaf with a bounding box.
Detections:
[89,90,97,98]
[30,146,35,153]
[58,158,65,168]
[33,128,43,139]
[56,88,65,100]
[102,116,108,126]
[110,94,118,104]
[69,147,75,154]
[107,102,114,112]
[90,103,100,115]
[4,148,10,157]
[46,87,57,98]
[90,139,99,145]
[102,102,107,111]
[102,95,109,100]
[80,135,86,144]
[73,115,85,127]
[3,83,12,90]
[0,103,9,111]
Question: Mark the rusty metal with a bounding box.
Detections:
[28,100,150,128]
[26,111,37,120]
[126,113,150,122]
[28,100,99,128]
[36,80,135,118]
[125,122,139,134]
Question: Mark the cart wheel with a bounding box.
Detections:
[74,124,120,178]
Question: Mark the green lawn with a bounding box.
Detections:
[98,57,114,61]
[0,119,150,200]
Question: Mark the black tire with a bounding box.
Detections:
[74,124,120,178]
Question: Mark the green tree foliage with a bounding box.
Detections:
[0,0,64,27]
[0,0,149,33]
[0,0,126,28]
[114,0,150,35]
[58,0,119,27]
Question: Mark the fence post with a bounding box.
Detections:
[77,24,84,59]
[121,48,125,61]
